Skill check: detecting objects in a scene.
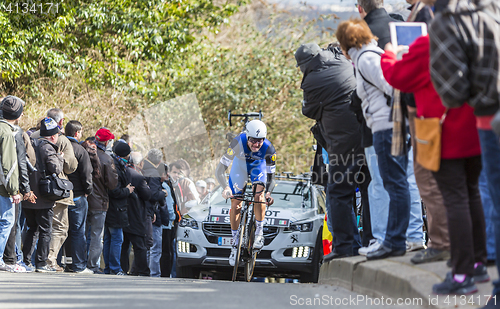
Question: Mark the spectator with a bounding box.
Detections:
[336,18,411,260]
[406,0,434,24]
[65,120,94,274]
[105,142,133,276]
[22,117,64,272]
[87,128,118,274]
[160,164,177,277]
[0,97,23,271]
[30,108,78,272]
[142,148,167,277]
[382,33,488,294]
[423,0,500,303]
[169,159,199,215]
[355,0,426,255]
[380,6,450,265]
[1,96,36,273]
[205,177,216,193]
[195,180,208,201]
[120,152,152,276]
[294,42,364,261]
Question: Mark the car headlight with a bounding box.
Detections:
[179,215,199,229]
[289,221,313,232]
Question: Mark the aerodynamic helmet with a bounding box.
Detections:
[246,120,267,139]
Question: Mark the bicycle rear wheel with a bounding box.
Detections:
[244,215,257,282]
[232,211,247,282]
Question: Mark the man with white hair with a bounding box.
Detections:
[30,108,78,271]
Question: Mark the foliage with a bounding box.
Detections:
[4,1,337,177]
[0,0,240,90]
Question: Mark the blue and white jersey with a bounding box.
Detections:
[220,132,276,195]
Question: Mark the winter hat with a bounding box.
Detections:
[114,141,131,158]
[40,117,60,137]
[95,127,115,142]
[196,180,207,188]
[295,43,321,67]
[1,96,24,120]
[205,177,216,185]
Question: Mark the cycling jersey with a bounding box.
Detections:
[219,133,276,195]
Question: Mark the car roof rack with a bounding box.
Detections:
[275,172,311,181]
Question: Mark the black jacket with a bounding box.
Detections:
[14,126,30,195]
[123,166,152,237]
[301,46,362,159]
[67,137,93,197]
[106,156,131,228]
[364,8,398,49]
[142,159,167,227]
[23,139,64,209]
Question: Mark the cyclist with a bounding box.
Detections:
[215,120,276,266]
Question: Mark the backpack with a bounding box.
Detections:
[34,138,73,201]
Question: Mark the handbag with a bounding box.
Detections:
[36,140,73,201]
[413,110,448,172]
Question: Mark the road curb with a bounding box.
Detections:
[318,254,483,309]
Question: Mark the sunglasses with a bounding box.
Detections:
[248,137,265,144]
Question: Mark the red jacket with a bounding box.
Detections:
[381,35,481,160]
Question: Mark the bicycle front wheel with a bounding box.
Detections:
[232,211,247,282]
[244,215,257,282]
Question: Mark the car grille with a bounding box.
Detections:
[206,248,273,259]
[202,223,280,245]
[203,223,232,236]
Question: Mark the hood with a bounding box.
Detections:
[142,159,160,178]
[302,47,345,77]
[348,39,381,66]
[443,0,497,13]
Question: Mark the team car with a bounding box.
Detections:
[175,173,326,282]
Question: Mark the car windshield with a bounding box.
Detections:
[206,181,312,209]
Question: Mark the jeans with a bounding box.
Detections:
[23,207,53,267]
[67,196,88,272]
[365,144,423,245]
[149,225,162,277]
[0,196,14,263]
[477,129,500,295]
[373,129,410,251]
[365,146,390,243]
[86,211,106,271]
[3,202,19,264]
[103,226,123,274]
[326,155,363,256]
[171,238,177,278]
[406,150,424,244]
[479,170,496,261]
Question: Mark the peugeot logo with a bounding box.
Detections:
[291,235,298,243]
[184,230,190,238]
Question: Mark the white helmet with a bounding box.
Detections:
[246,120,267,138]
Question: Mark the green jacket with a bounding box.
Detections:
[0,120,19,197]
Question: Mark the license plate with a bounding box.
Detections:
[218,237,232,246]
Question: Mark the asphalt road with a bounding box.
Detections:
[0,272,426,309]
